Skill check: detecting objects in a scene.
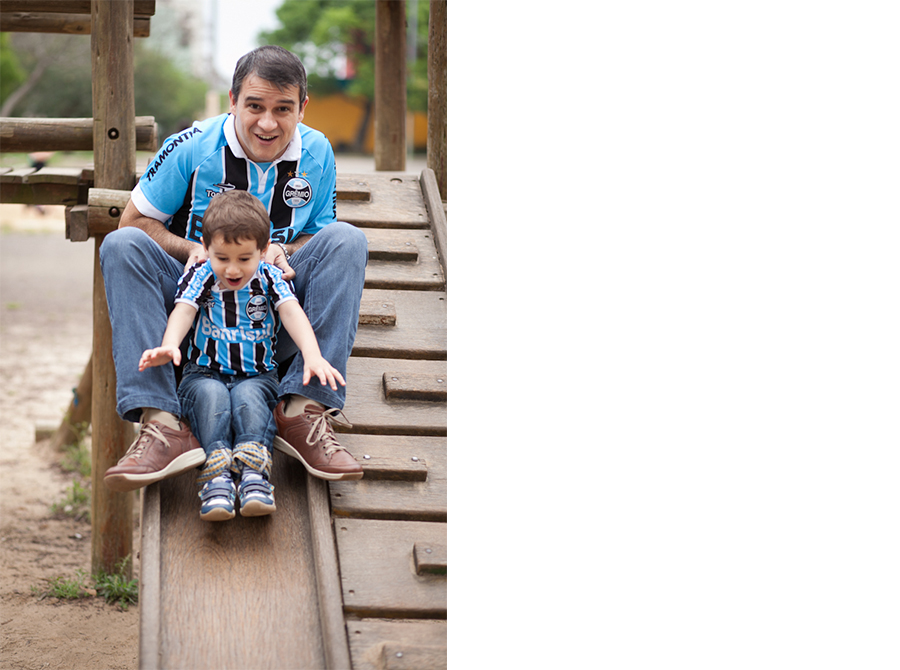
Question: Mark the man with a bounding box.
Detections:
[102,45,366,492]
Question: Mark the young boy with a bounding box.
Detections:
[138,190,345,521]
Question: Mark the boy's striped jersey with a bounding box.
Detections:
[130,113,337,246]
[175,260,298,376]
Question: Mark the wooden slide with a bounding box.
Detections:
[139,172,448,670]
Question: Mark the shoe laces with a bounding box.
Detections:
[119,422,171,463]
[304,407,352,456]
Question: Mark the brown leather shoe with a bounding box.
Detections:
[103,420,205,492]
[273,401,363,481]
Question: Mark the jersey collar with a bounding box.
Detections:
[223,114,302,164]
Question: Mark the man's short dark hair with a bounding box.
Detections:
[231,45,308,105]
[202,190,270,251]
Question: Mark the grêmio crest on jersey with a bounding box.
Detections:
[283,177,312,208]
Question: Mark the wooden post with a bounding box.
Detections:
[90,0,135,578]
[427,0,447,200]
[374,0,407,171]
[48,354,92,452]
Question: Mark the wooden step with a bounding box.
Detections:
[362,228,445,290]
[343,358,447,436]
[347,620,447,670]
[331,435,447,521]
[336,518,447,619]
[336,174,430,229]
[355,289,447,360]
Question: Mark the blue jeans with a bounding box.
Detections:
[99,222,368,423]
[178,363,279,456]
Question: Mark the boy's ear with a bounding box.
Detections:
[261,241,270,254]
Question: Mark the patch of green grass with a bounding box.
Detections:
[31,569,93,600]
[4,302,21,310]
[32,556,138,610]
[94,555,138,610]
[50,478,90,522]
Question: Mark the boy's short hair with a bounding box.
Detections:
[201,190,270,250]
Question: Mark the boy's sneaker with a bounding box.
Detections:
[238,470,276,517]
[273,401,363,481]
[104,421,205,492]
[199,475,236,521]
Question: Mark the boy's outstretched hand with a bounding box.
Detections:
[302,356,346,391]
[139,346,181,371]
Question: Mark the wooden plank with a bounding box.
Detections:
[87,186,128,233]
[306,475,353,670]
[1,1,156,15]
[139,483,162,669]
[413,542,446,575]
[421,168,447,280]
[359,296,397,326]
[347,620,446,670]
[343,358,447,436]
[337,175,429,228]
[368,233,419,262]
[0,116,158,152]
[150,453,327,669]
[65,205,89,241]
[341,435,438,484]
[354,289,446,360]
[336,518,446,618]
[336,175,371,201]
[330,435,446,522]
[0,12,151,36]
[362,229,445,291]
[383,372,446,401]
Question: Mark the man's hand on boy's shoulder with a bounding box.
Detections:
[265,243,295,281]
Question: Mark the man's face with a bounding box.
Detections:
[229,73,309,163]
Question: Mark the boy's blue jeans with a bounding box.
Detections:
[177,363,280,458]
[98,222,368,424]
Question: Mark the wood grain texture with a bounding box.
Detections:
[90,0,136,577]
[1,1,156,14]
[363,229,445,291]
[374,0,406,171]
[383,373,447,402]
[330,436,446,522]
[0,116,157,152]
[347,620,446,670]
[336,175,429,228]
[420,168,447,281]
[152,452,326,669]
[344,358,447,435]
[354,289,446,360]
[336,518,446,618]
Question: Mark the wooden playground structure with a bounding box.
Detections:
[1,1,447,668]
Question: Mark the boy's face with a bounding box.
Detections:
[205,234,266,291]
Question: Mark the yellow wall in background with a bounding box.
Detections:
[303,93,428,154]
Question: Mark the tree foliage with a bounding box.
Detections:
[261,0,430,112]
[0,33,26,106]
[1,34,207,142]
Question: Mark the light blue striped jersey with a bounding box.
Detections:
[131,113,337,246]
[174,260,298,376]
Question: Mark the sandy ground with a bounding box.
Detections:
[0,204,140,669]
